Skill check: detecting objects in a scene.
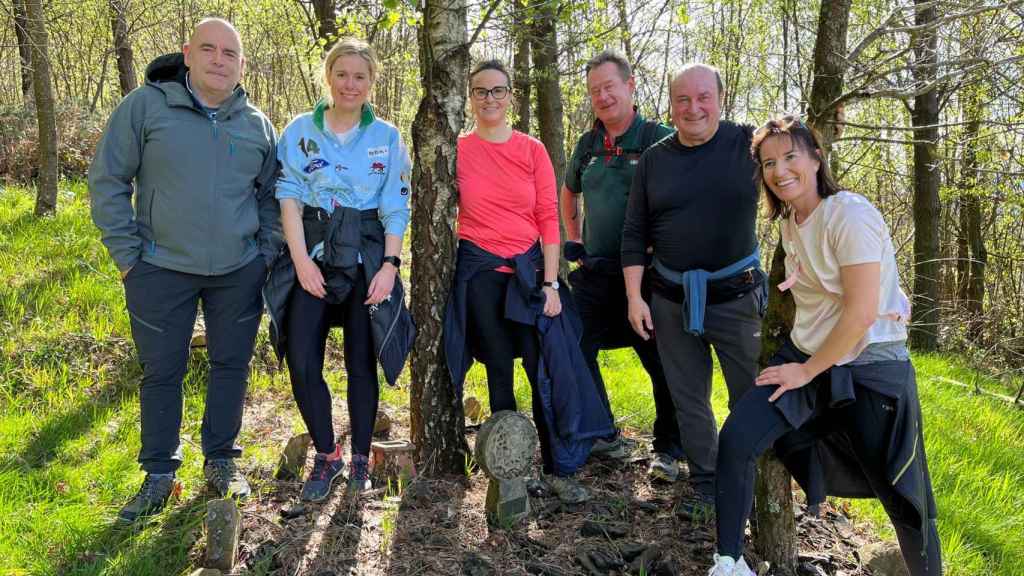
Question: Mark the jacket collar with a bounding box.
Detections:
[312,100,376,132]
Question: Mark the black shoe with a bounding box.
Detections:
[117,474,178,524]
[204,458,251,499]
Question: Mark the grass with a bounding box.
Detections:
[1,183,1022,575]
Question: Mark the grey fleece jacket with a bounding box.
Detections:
[89,53,282,276]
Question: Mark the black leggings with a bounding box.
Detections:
[285,271,378,458]
[466,270,554,475]
[716,384,942,575]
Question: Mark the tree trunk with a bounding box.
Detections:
[409,0,470,475]
[14,0,33,102]
[512,0,531,134]
[110,0,137,97]
[754,0,851,571]
[530,0,566,189]
[909,0,942,352]
[616,0,633,65]
[960,83,986,342]
[311,0,338,50]
[25,0,59,216]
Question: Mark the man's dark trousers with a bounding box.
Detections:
[123,257,266,474]
[569,265,683,459]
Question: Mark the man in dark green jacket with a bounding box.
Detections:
[89,17,281,523]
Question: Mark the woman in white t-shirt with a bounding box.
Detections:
[707,116,941,576]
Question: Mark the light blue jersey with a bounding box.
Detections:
[276,101,411,239]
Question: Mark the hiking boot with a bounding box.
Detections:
[648,452,680,483]
[117,473,179,524]
[345,454,372,495]
[707,554,755,576]
[300,447,346,502]
[543,474,590,504]
[204,458,251,499]
[591,434,636,461]
[676,495,716,523]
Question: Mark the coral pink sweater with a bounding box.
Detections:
[456,131,560,261]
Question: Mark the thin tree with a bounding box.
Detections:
[908,0,942,351]
[512,0,531,134]
[753,0,852,571]
[13,0,32,102]
[24,0,59,216]
[110,0,137,96]
[408,0,470,475]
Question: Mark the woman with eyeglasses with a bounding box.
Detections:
[443,60,614,504]
[706,116,941,576]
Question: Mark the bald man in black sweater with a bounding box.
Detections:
[621,64,766,516]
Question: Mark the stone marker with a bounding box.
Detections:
[474,410,537,526]
[275,432,312,481]
[370,439,416,488]
[205,498,241,571]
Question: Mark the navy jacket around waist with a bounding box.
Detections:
[769,340,938,551]
[262,206,414,386]
[444,240,615,475]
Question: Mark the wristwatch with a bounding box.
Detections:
[382,255,401,268]
[543,280,559,290]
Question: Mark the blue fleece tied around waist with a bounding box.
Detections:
[652,247,760,336]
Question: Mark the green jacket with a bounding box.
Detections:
[89,53,281,276]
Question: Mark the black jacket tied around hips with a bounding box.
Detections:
[262,206,415,386]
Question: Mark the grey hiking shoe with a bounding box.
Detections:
[345,454,372,495]
[543,474,590,504]
[117,473,179,524]
[648,452,680,483]
[204,458,251,499]
[301,452,346,502]
[591,434,636,461]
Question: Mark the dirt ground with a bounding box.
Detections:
[217,391,884,576]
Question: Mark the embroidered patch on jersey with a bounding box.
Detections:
[370,161,386,176]
[400,170,410,184]
[400,187,410,196]
[303,159,330,174]
[299,137,321,157]
[367,146,389,158]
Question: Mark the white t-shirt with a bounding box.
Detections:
[780,191,910,364]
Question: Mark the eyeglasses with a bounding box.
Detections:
[471,86,510,100]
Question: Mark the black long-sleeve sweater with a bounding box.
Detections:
[621,121,759,273]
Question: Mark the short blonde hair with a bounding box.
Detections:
[322,38,378,105]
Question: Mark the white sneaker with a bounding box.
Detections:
[707,554,755,576]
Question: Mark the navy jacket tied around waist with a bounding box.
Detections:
[444,240,615,475]
[262,206,415,386]
[769,340,938,554]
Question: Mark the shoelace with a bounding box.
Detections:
[311,457,334,481]
[349,459,369,482]
[138,475,169,502]
[208,461,236,485]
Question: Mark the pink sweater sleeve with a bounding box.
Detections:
[532,140,561,245]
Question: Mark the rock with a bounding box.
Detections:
[617,540,647,562]
[370,439,416,488]
[633,499,661,513]
[279,502,307,520]
[833,514,855,539]
[797,562,827,576]
[628,544,663,573]
[204,499,241,571]
[861,541,910,576]
[464,395,485,423]
[577,547,624,575]
[524,561,567,576]
[373,411,392,438]
[462,551,495,576]
[274,433,311,481]
[580,519,628,539]
[189,569,221,576]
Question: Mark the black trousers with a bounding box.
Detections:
[466,270,555,475]
[569,266,682,458]
[716,382,942,574]
[285,269,378,458]
[124,258,266,474]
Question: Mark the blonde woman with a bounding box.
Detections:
[264,38,412,502]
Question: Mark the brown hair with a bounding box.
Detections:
[751,114,841,220]
[469,59,511,86]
